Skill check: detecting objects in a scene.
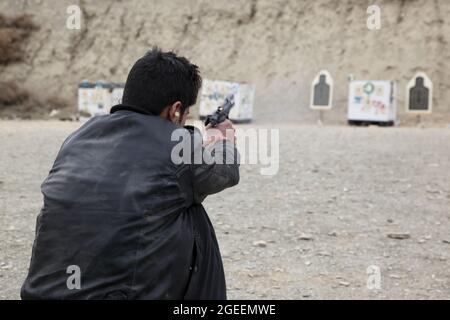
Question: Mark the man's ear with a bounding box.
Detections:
[168,101,183,123]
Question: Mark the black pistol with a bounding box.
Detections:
[204,94,235,127]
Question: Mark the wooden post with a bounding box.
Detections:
[318,110,324,126]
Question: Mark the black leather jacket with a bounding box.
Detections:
[21,108,239,300]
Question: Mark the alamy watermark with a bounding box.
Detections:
[367,5,381,30]
[171,127,280,176]
[66,5,82,30]
[367,265,382,290]
[66,265,81,290]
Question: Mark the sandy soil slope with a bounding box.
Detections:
[1,0,449,123]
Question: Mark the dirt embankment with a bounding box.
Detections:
[0,13,69,119]
[0,0,449,124]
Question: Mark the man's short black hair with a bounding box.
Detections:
[122,48,202,115]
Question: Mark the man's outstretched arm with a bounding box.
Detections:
[190,120,240,204]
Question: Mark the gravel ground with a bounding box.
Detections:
[1,120,449,300]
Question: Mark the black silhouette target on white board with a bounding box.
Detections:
[406,72,433,114]
[310,70,333,110]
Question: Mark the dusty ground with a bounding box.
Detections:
[0,120,449,300]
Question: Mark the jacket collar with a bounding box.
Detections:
[110,104,155,116]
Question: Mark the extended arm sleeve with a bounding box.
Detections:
[191,137,240,204]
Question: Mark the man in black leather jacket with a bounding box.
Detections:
[21,48,240,300]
